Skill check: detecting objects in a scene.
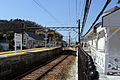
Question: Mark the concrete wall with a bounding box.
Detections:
[0,47,62,80]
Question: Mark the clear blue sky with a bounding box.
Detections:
[0,0,119,42]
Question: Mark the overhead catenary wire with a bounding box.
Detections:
[68,0,71,25]
[76,0,81,20]
[84,0,111,36]
[78,0,82,19]
[71,33,78,40]
[75,0,78,21]
[32,0,61,25]
[79,0,86,21]
[76,0,78,21]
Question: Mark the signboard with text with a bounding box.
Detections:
[14,33,22,51]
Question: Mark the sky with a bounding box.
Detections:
[0,0,119,42]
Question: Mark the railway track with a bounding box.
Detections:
[14,55,69,80]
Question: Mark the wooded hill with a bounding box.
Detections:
[0,19,44,32]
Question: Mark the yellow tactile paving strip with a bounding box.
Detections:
[0,47,60,57]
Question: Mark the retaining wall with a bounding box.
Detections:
[0,47,62,80]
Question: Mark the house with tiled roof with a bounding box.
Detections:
[23,32,44,48]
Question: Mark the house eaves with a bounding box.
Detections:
[102,6,120,17]
[84,22,102,37]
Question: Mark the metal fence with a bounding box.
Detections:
[78,46,99,80]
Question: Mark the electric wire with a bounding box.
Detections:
[32,0,61,25]
[84,0,111,36]
[76,0,78,21]
[78,0,82,19]
[68,0,71,25]
[71,33,77,40]
[81,0,92,35]
[80,0,86,20]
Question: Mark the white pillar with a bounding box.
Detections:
[104,27,109,74]
[95,33,98,62]
[20,34,22,50]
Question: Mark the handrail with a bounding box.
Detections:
[78,46,99,80]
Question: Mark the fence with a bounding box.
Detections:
[78,46,99,80]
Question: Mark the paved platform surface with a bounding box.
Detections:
[96,64,120,80]
[0,47,60,57]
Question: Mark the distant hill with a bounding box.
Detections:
[0,19,44,33]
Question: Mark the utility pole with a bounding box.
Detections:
[77,19,81,80]
[21,22,25,50]
[78,19,80,43]
[69,32,71,47]
[21,22,26,50]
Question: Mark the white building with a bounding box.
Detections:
[23,32,44,48]
[83,6,120,74]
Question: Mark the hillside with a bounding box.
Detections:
[0,19,44,32]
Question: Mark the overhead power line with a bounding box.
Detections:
[76,0,78,21]
[118,0,120,3]
[80,0,85,19]
[81,0,92,35]
[68,0,71,25]
[32,0,61,25]
[84,0,111,36]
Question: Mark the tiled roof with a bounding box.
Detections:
[26,32,44,40]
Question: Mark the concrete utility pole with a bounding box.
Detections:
[78,19,80,43]
[69,32,71,47]
[77,19,81,80]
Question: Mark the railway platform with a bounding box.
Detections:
[0,47,62,80]
[0,47,78,80]
[0,47,60,57]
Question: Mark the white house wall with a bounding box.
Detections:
[109,33,120,55]
[103,9,120,27]
[92,38,96,48]
[98,37,105,51]
[83,8,120,74]
[88,40,92,46]
[91,39,97,60]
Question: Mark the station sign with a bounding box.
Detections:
[14,33,22,52]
